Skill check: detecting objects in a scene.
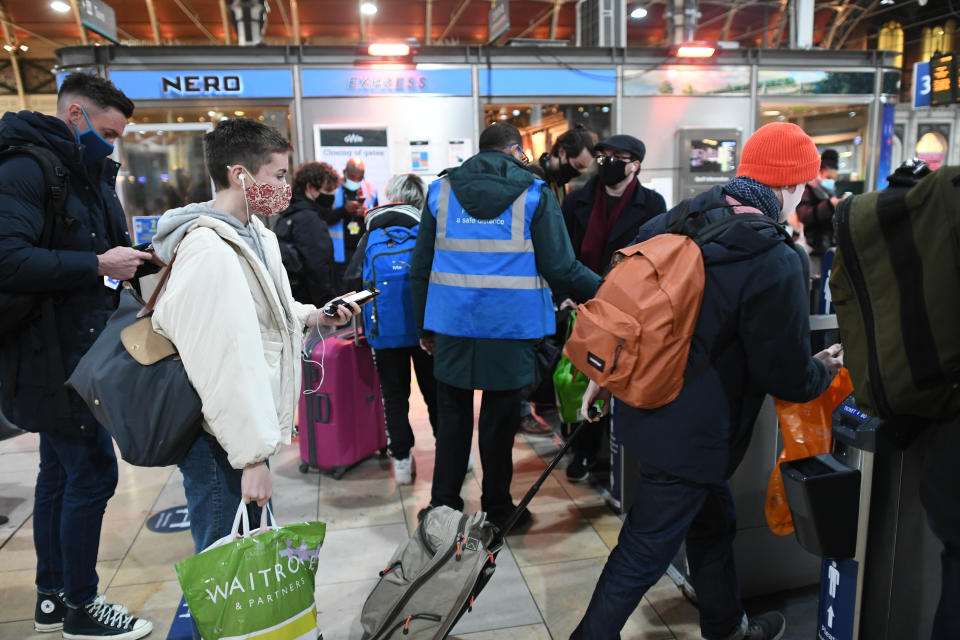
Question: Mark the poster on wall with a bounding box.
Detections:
[447,139,471,168]
[409,140,430,173]
[314,126,391,199]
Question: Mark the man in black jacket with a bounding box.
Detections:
[570,122,843,640]
[560,134,666,481]
[0,74,153,639]
[275,161,337,306]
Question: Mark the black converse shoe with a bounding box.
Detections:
[35,592,131,633]
[62,599,153,640]
[35,591,67,632]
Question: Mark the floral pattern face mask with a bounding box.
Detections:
[237,167,292,217]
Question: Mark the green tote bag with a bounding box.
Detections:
[175,505,326,640]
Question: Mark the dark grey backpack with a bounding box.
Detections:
[359,417,592,639]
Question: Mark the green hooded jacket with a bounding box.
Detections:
[410,150,601,391]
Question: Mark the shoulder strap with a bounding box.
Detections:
[0,145,69,249]
[0,146,74,429]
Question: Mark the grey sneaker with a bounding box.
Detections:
[744,612,786,640]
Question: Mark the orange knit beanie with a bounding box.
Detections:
[737,122,821,187]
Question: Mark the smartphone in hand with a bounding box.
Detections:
[322,287,380,317]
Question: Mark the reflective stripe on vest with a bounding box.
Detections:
[330,182,379,263]
[423,177,553,340]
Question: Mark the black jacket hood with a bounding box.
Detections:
[0,111,86,172]
[445,150,535,220]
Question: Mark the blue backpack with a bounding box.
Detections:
[362,225,419,349]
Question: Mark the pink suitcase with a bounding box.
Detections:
[297,325,387,478]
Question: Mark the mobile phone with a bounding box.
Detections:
[322,287,380,317]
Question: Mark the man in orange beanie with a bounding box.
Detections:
[570,122,844,640]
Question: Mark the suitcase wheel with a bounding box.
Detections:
[298,462,309,474]
[332,466,347,480]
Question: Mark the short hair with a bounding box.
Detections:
[204,118,293,190]
[292,162,339,197]
[820,148,839,171]
[550,124,595,159]
[479,122,522,151]
[385,173,427,210]
[57,72,134,118]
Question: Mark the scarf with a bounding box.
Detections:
[580,178,638,273]
[721,176,781,221]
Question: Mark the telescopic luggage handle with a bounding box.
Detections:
[495,407,600,540]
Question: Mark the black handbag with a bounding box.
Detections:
[66,255,202,466]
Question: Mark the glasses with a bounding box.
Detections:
[595,154,635,165]
[509,144,530,166]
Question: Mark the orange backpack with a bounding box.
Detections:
[564,205,790,409]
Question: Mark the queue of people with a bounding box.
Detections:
[0,71,955,640]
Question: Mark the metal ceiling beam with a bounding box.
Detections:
[144,0,161,44]
[769,0,789,47]
[69,0,88,45]
[271,0,292,37]
[835,0,880,49]
[291,0,301,45]
[440,0,472,41]
[0,1,24,109]
[220,0,232,45]
[549,0,564,40]
[425,0,433,45]
[358,0,367,42]
[172,0,219,43]
[514,4,556,39]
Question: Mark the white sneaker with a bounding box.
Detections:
[393,455,415,485]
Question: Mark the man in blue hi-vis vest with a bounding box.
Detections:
[322,157,379,288]
[410,122,601,531]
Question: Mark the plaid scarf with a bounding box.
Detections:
[722,176,781,221]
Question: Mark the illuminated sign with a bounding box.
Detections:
[930,53,957,106]
[107,69,293,99]
[479,68,616,96]
[301,68,471,97]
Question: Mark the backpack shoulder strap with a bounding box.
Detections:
[0,145,70,248]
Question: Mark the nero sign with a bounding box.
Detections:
[162,75,241,95]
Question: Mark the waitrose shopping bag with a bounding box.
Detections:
[175,505,325,640]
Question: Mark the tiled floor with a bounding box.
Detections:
[0,390,706,640]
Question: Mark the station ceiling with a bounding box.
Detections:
[0,1,951,64]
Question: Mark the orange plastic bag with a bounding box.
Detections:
[765,368,854,536]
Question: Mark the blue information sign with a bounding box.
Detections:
[479,68,616,96]
[913,61,931,108]
[818,558,857,640]
[301,68,472,97]
[166,596,193,640]
[875,103,896,190]
[109,69,293,100]
[132,216,161,245]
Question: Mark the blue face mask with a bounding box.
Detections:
[343,178,362,191]
[73,107,114,164]
[820,178,836,191]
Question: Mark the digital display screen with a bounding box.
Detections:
[930,53,957,106]
[689,138,737,174]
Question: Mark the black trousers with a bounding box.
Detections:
[373,346,438,460]
[920,418,960,639]
[431,382,523,519]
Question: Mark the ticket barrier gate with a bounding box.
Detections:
[781,394,940,640]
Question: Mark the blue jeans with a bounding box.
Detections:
[179,433,264,640]
[33,426,118,607]
[570,465,744,640]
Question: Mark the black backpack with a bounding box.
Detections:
[0,145,69,337]
[0,145,72,427]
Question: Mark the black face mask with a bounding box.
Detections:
[599,159,633,186]
[315,193,335,209]
[541,153,582,185]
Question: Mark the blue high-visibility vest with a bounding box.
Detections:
[423,177,554,340]
[331,181,379,263]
